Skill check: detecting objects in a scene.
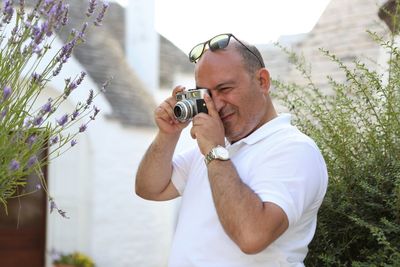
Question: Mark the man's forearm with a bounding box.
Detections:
[207,160,288,254]
[135,132,180,200]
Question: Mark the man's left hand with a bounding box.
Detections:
[190,94,225,155]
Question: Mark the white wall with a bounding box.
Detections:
[125,0,159,93]
[89,122,178,267]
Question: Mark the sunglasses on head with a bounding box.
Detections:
[188,33,264,67]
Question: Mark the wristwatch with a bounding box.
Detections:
[204,145,230,165]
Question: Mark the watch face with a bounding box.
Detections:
[215,146,229,160]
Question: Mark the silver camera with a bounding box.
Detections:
[174,88,209,122]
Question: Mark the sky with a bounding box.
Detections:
[114,0,331,53]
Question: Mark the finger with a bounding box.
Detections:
[172,85,185,97]
[192,113,208,125]
[204,93,218,118]
[159,101,177,122]
[192,116,201,126]
[190,126,196,139]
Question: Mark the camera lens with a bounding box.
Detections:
[173,105,182,118]
[174,100,194,122]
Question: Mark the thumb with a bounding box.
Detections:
[204,94,218,118]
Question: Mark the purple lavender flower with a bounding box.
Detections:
[45,0,55,5]
[47,1,67,32]
[58,209,69,219]
[101,79,110,92]
[94,2,109,26]
[79,124,87,133]
[50,135,59,145]
[27,155,38,168]
[50,249,61,262]
[62,4,69,26]
[2,0,14,23]
[79,22,88,39]
[33,22,46,45]
[41,100,52,114]
[1,108,7,120]
[19,0,25,15]
[77,71,86,85]
[33,45,43,55]
[53,63,63,76]
[71,110,79,120]
[56,114,68,126]
[68,81,77,91]
[33,116,44,126]
[86,0,97,17]
[86,89,93,105]
[49,197,69,218]
[9,159,20,171]
[90,105,100,120]
[24,117,32,127]
[32,25,40,36]
[48,3,57,16]
[41,21,52,38]
[31,72,42,83]
[57,38,76,64]
[49,198,57,213]
[3,86,11,100]
[27,134,37,146]
[71,139,77,147]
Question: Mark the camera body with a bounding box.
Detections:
[174,88,209,122]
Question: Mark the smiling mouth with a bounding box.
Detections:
[221,113,234,122]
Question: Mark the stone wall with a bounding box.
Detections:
[261,0,388,94]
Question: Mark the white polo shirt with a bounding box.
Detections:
[169,114,328,267]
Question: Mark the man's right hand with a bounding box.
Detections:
[155,85,190,135]
[135,85,186,201]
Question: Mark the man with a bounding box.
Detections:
[135,33,328,267]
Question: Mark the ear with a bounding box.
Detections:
[257,68,271,94]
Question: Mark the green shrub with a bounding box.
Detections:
[53,251,95,267]
[272,8,400,267]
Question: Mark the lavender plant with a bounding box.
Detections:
[0,0,109,216]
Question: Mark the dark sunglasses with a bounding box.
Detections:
[188,33,264,67]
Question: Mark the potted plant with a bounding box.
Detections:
[53,251,95,267]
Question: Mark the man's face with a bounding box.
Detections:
[195,47,270,143]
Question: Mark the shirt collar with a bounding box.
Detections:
[226,113,292,148]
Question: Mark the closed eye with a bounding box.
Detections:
[219,87,233,92]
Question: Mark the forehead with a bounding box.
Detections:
[195,47,244,74]
[194,48,249,89]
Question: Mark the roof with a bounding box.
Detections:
[159,35,194,88]
[378,0,400,33]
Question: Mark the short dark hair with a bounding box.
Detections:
[232,41,265,73]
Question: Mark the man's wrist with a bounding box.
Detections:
[204,145,230,165]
